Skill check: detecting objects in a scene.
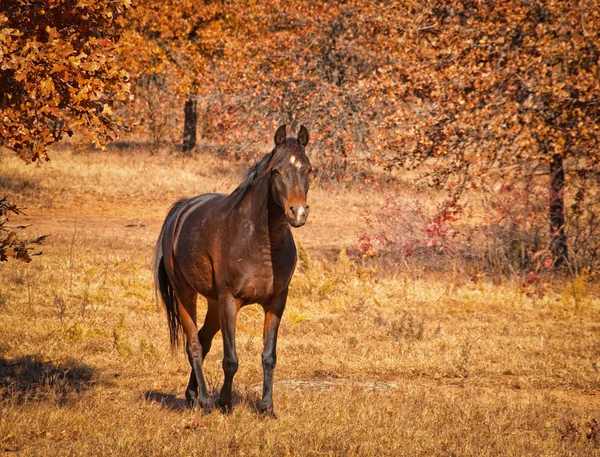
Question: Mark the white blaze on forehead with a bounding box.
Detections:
[289,155,302,169]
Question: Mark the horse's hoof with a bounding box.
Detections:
[185,389,198,409]
[199,397,212,413]
[257,401,277,419]
[260,409,277,419]
[218,399,232,414]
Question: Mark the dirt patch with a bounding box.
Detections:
[268,378,400,392]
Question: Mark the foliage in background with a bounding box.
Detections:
[379,0,600,265]
[354,173,600,275]
[118,0,250,151]
[1,0,599,272]
[0,0,131,163]
[118,1,406,173]
[382,1,600,181]
[201,2,403,180]
[352,192,460,270]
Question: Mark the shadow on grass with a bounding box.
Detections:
[143,388,270,416]
[0,355,97,403]
[143,390,188,411]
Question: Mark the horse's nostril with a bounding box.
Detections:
[289,206,296,216]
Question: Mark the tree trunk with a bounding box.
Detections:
[549,153,568,267]
[182,98,197,154]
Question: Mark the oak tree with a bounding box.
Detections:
[379,0,600,266]
[119,0,243,152]
[0,0,130,261]
[0,0,131,163]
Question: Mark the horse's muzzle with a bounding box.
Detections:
[287,204,309,227]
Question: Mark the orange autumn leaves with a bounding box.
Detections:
[0,0,131,163]
[1,0,599,180]
[380,1,600,186]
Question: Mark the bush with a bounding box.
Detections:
[351,191,460,271]
[353,172,600,276]
[472,176,549,273]
[0,196,45,262]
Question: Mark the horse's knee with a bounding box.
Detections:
[262,353,276,372]
[222,356,238,377]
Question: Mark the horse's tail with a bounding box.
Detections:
[153,199,189,351]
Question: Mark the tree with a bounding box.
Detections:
[378,0,600,267]
[0,0,129,261]
[119,0,242,152]
[201,1,408,176]
[118,1,408,169]
[0,0,131,163]
[182,98,197,153]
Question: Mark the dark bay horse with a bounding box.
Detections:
[154,125,312,414]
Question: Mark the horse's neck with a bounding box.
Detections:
[238,176,289,248]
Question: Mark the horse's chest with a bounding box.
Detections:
[228,254,295,304]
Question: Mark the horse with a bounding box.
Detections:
[153,125,312,414]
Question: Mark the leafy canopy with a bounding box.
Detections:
[0,0,131,163]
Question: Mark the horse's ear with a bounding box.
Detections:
[274,125,287,146]
[298,125,309,146]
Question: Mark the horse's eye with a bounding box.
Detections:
[307,167,314,175]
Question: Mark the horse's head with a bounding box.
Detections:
[269,125,312,227]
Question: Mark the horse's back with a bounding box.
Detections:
[163,193,225,246]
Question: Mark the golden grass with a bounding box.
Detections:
[1,147,599,456]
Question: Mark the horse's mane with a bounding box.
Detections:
[226,149,275,210]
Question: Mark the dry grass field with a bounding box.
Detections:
[1,146,599,456]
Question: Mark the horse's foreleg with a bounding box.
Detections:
[218,292,239,411]
[259,289,287,415]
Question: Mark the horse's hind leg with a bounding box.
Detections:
[177,289,211,410]
[185,299,220,405]
[218,292,239,411]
